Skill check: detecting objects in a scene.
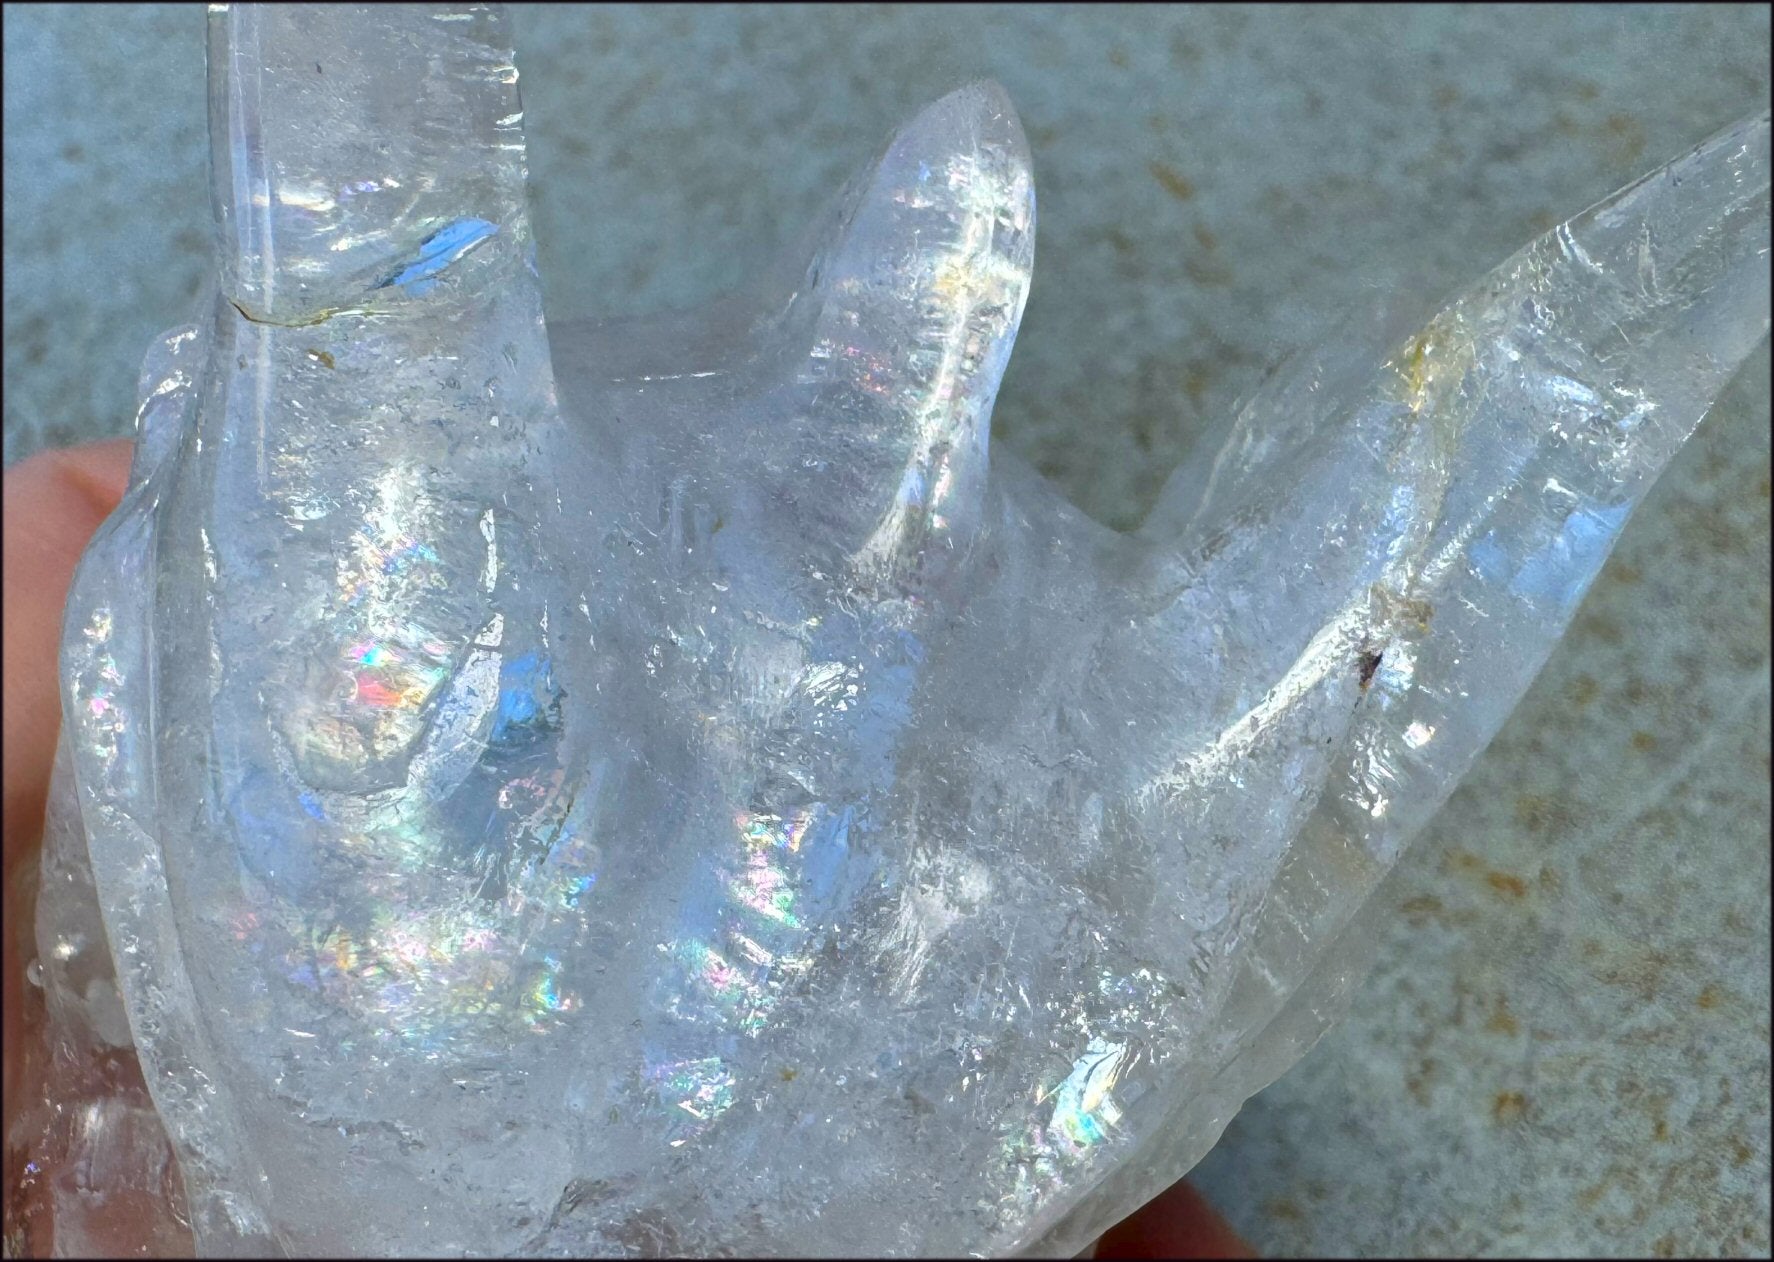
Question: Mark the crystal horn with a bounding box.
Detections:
[768,81,1036,588]
[1321,108,1768,862]
[198,2,563,795]
[1157,113,1772,1101]
[207,2,542,324]
[1159,109,1771,869]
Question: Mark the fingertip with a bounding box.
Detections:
[1093,1181,1256,1260]
[38,437,136,518]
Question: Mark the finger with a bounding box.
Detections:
[2,439,133,869]
[2,437,132,1113]
[1093,1179,1255,1259]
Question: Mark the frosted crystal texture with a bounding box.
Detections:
[23,2,1770,1255]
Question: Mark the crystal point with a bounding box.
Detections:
[19,6,1769,1257]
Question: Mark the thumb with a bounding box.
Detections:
[2,438,132,1126]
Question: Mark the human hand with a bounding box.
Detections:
[4,438,135,1113]
[2,439,1252,1258]
[2,438,193,1258]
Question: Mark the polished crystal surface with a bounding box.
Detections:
[18,3,1770,1256]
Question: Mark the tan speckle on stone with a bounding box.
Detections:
[1486,871,1529,900]
[1406,1057,1437,1106]
[1492,1090,1528,1124]
[1400,894,1443,925]
[1485,998,1520,1036]
[1148,160,1195,202]
[1265,1197,1304,1222]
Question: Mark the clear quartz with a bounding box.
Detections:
[11,3,1770,1256]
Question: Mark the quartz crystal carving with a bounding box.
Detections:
[13,3,1770,1256]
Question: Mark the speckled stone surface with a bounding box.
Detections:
[4,5,1768,1256]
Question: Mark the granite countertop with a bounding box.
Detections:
[4,5,1767,1255]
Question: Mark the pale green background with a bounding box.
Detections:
[4,5,1769,1255]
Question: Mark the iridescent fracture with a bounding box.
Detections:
[25,2,1771,1258]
